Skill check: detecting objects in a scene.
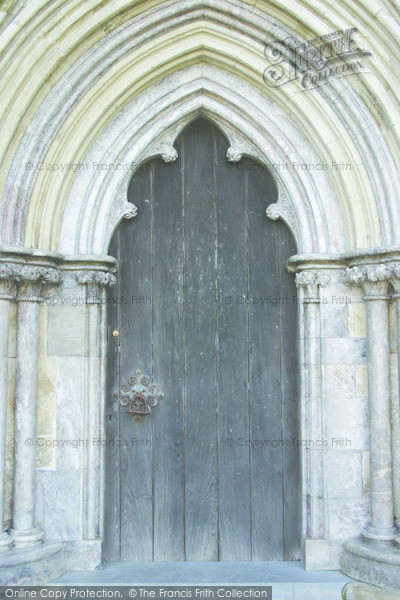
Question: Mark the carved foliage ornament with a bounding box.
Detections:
[294,271,330,302]
[0,263,62,300]
[265,200,297,235]
[0,263,16,299]
[344,263,400,296]
[75,271,117,287]
[0,263,13,280]
[144,142,178,163]
[114,369,164,422]
[1,264,63,284]
[226,146,243,162]
[265,204,281,221]
[122,203,138,219]
[160,145,178,163]
[344,264,392,285]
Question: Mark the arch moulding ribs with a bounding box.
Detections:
[61,78,334,258]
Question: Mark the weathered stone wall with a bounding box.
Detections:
[35,288,86,543]
[321,276,369,555]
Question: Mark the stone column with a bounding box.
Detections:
[75,270,116,541]
[346,264,396,541]
[0,264,16,550]
[390,264,400,544]
[10,266,62,548]
[295,270,330,540]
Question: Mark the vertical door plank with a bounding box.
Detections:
[247,162,284,559]
[104,232,121,562]
[152,148,185,561]
[183,120,218,561]
[279,227,301,560]
[119,165,154,560]
[216,134,251,560]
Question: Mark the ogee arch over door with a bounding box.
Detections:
[105,119,300,562]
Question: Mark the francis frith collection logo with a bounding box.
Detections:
[263,27,372,90]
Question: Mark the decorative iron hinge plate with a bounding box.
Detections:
[114,370,164,421]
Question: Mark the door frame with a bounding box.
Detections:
[57,70,345,569]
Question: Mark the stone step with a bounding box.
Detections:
[55,561,352,600]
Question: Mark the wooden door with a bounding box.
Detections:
[104,119,300,562]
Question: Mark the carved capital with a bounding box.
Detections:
[295,270,330,303]
[75,271,117,286]
[0,263,17,300]
[94,272,117,287]
[14,266,62,302]
[75,270,117,304]
[343,266,365,286]
[344,264,391,299]
[75,271,93,285]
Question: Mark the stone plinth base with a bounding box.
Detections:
[342,583,400,599]
[340,538,400,591]
[302,537,345,570]
[64,540,102,571]
[0,541,66,584]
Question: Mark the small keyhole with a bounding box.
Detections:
[112,330,119,337]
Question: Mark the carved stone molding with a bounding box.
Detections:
[295,270,331,303]
[159,144,178,163]
[226,146,242,162]
[265,203,281,221]
[143,141,178,163]
[266,198,297,237]
[223,129,264,164]
[266,201,291,224]
[122,202,138,220]
[136,125,180,166]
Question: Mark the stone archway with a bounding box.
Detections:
[1,0,400,588]
[0,80,390,580]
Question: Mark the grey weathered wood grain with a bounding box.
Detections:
[152,147,185,561]
[278,226,301,560]
[247,160,284,560]
[183,120,218,561]
[216,131,251,561]
[119,165,154,560]
[103,232,121,562]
